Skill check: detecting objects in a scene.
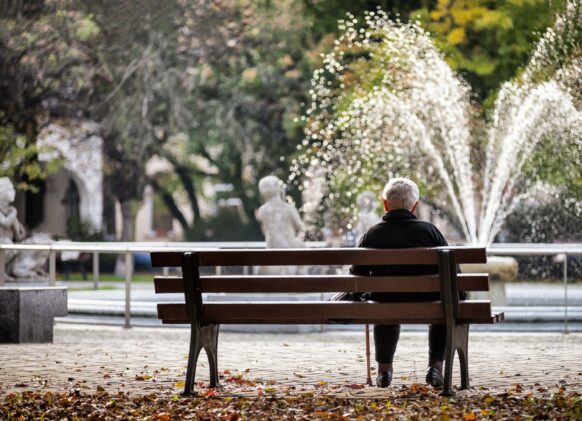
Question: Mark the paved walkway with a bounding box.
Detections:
[1,324,581,398]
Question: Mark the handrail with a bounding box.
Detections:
[0,241,315,253]
[487,243,582,255]
[0,241,580,253]
[0,241,329,328]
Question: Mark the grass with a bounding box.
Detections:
[57,272,154,283]
[69,285,119,291]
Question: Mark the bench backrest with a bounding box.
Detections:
[151,247,498,325]
[151,247,485,267]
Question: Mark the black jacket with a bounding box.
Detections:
[350,208,451,302]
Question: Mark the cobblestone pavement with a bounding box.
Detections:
[1,324,581,398]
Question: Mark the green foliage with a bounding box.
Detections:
[1,0,578,241]
[190,207,263,241]
[524,136,582,200]
[140,0,315,239]
[302,0,426,38]
[0,119,60,191]
[75,15,100,41]
[66,217,104,242]
[504,198,582,243]
[412,0,562,101]
[306,1,566,102]
[0,7,96,190]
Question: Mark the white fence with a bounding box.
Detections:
[1,242,581,329]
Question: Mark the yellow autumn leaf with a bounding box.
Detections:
[242,68,258,83]
[447,27,466,45]
[278,54,294,67]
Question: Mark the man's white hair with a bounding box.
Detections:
[381,177,420,210]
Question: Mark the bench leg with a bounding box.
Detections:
[456,324,470,390]
[183,324,221,396]
[442,323,470,396]
[442,329,455,396]
[202,324,221,388]
[183,326,202,396]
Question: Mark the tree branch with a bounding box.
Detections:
[154,149,203,223]
[148,176,190,232]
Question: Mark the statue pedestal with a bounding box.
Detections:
[0,285,67,343]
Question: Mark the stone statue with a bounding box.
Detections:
[0,178,25,280]
[255,175,305,275]
[9,233,52,280]
[0,177,52,281]
[355,191,380,242]
[0,177,25,245]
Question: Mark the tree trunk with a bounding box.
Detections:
[119,199,134,241]
[148,177,190,232]
[115,198,135,277]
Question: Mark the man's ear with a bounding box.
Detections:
[382,199,390,212]
[411,201,419,214]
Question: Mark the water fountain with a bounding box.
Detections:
[290,1,581,250]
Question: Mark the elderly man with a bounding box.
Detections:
[350,177,454,388]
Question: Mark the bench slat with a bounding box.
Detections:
[154,274,489,294]
[151,247,486,267]
[154,276,183,293]
[161,316,500,324]
[157,300,493,324]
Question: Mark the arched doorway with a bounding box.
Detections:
[63,178,81,232]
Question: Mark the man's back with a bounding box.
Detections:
[351,177,452,388]
[351,208,448,302]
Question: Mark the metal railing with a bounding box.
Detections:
[487,243,582,333]
[0,241,326,328]
[1,241,580,329]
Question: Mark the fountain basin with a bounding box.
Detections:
[461,255,518,282]
[461,256,518,306]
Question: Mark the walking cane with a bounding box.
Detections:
[365,323,373,386]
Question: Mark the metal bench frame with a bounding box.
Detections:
[151,247,504,396]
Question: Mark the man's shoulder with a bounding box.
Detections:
[362,218,447,247]
[408,219,446,237]
[413,219,441,230]
[370,218,440,231]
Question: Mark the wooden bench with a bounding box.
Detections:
[151,247,504,396]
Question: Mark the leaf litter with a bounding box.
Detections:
[1,380,581,419]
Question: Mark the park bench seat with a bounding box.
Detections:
[151,247,504,396]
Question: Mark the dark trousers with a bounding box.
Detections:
[374,324,446,364]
